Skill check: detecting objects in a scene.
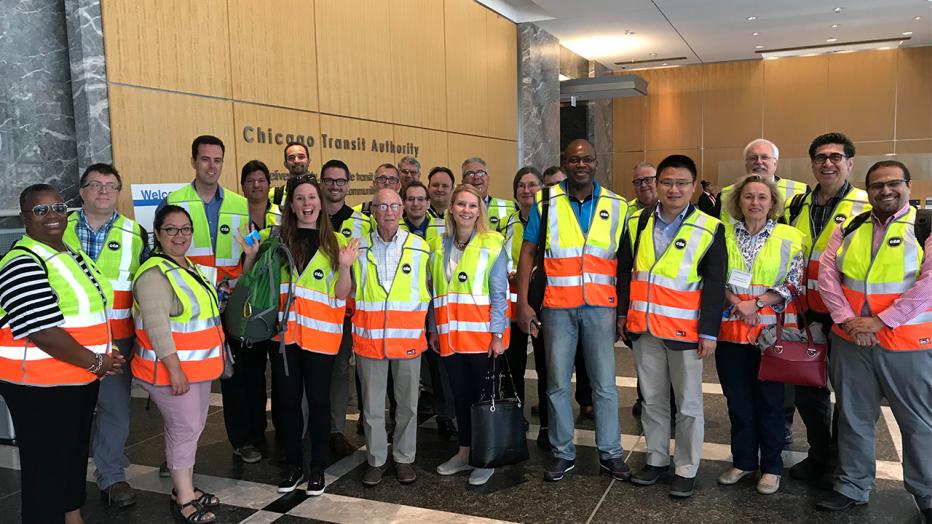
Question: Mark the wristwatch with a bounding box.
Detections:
[492,333,503,340]
[754,297,766,310]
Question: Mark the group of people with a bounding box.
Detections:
[0,131,928,523]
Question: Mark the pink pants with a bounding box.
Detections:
[137,380,212,470]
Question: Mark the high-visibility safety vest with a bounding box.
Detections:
[500,210,526,303]
[167,184,249,286]
[790,185,870,314]
[486,197,516,230]
[351,233,430,359]
[64,212,145,340]
[0,237,112,386]
[832,208,932,351]
[721,222,807,345]
[278,233,348,354]
[335,208,372,316]
[351,201,379,231]
[131,255,224,385]
[429,231,509,356]
[719,177,808,224]
[626,208,721,343]
[537,184,628,308]
[399,217,445,245]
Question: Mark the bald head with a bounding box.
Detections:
[372,188,402,238]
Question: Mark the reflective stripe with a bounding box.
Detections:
[354,300,429,313]
[136,346,221,362]
[436,320,491,333]
[354,327,425,340]
[630,301,700,320]
[292,313,343,334]
[0,342,108,361]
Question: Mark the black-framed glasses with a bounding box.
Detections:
[376,176,400,185]
[632,176,656,187]
[463,170,488,179]
[746,154,775,163]
[374,203,402,212]
[161,226,194,237]
[400,168,419,176]
[321,177,348,187]
[867,179,908,192]
[812,153,847,165]
[31,202,68,216]
[82,182,121,193]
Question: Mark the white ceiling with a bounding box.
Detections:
[484,0,932,71]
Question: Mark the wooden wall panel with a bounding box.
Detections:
[762,56,828,150]
[646,149,702,175]
[828,50,896,143]
[389,0,447,130]
[228,0,318,111]
[486,11,518,140]
[643,67,703,151]
[232,104,322,187]
[447,133,517,200]
[318,115,396,206]
[392,126,449,177]
[895,141,932,202]
[109,86,237,215]
[444,0,488,136]
[702,61,763,148]
[102,0,231,97]
[314,0,393,121]
[702,147,744,189]
[612,152,646,198]
[613,96,646,152]
[896,47,932,140]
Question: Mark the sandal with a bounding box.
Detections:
[170,498,216,523]
[171,488,220,508]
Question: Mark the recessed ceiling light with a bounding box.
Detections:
[649,52,658,57]
[826,37,838,42]
[752,32,760,36]
[903,31,914,35]
[755,45,765,49]
[914,16,922,20]
[747,16,757,21]
[624,29,636,35]
[834,7,843,13]
[831,24,840,28]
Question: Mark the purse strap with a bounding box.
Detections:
[775,289,816,346]
[478,355,522,410]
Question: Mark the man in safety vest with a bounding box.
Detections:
[242,160,280,231]
[400,181,445,244]
[515,139,630,484]
[617,154,727,498]
[787,132,870,489]
[462,156,516,229]
[64,164,147,508]
[352,188,430,487]
[716,138,809,223]
[814,160,932,520]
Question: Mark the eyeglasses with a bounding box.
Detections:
[658,179,693,189]
[812,153,847,165]
[31,202,68,216]
[405,196,428,203]
[463,170,488,180]
[82,182,121,193]
[400,168,419,176]
[566,156,596,165]
[375,176,400,185]
[746,155,775,163]
[517,182,541,191]
[321,177,348,187]
[160,226,194,237]
[632,176,656,187]
[374,203,402,212]
[867,179,908,192]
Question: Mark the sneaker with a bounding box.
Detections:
[599,457,631,481]
[543,458,575,482]
[233,444,262,464]
[815,490,867,512]
[330,432,353,458]
[468,467,494,486]
[277,467,305,493]
[756,474,781,495]
[100,481,136,508]
[669,474,696,498]
[159,461,170,478]
[789,457,826,481]
[717,468,754,485]
[437,454,473,476]
[631,464,670,486]
[396,462,417,485]
[306,470,326,497]
[362,464,386,487]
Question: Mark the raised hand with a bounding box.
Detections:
[339,238,360,269]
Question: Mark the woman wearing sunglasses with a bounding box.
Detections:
[0,185,124,523]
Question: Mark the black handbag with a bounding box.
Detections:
[527,187,550,311]
[469,356,530,468]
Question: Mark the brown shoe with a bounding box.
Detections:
[330,432,353,458]
[362,464,386,487]
[396,462,417,484]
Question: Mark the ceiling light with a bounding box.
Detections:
[746,16,757,21]
[758,36,910,59]
[834,7,843,13]
[755,45,765,49]
[765,56,780,60]
[752,32,760,36]
[914,16,922,20]
[831,24,840,28]
[903,31,913,35]
[826,37,838,42]
[562,34,644,60]
[649,52,658,57]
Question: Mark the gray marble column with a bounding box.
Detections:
[64,0,112,168]
[588,62,613,189]
[517,24,560,172]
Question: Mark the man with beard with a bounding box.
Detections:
[270,141,312,206]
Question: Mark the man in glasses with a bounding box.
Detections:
[814,160,931,519]
[354,163,402,221]
[716,138,809,223]
[786,132,870,490]
[461,157,516,229]
[320,159,372,457]
[398,156,421,186]
[62,164,146,509]
[270,141,313,207]
[628,162,658,215]
[351,188,430,487]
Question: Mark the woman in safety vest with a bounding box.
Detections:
[132,205,225,523]
[501,166,552,449]
[716,175,806,495]
[428,184,509,486]
[239,176,356,497]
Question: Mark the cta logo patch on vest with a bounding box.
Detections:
[107,241,121,250]
[458,272,468,282]
[599,210,610,220]
[220,225,231,234]
[313,269,324,279]
[490,216,499,225]
[401,263,412,274]
[674,239,687,249]
[834,214,846,224]
[342,228,352,237]
[676,330,686,337]
[887,236,903,247]
[921,337,930,345]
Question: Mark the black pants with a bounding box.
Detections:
[506,322,548,427]
[270,344,334,472]
[0,380,99,523]
[794,316,838,466]
[220,338,273,448]
[445,353,493,448]
[716,342,784,474]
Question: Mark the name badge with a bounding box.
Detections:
[727,269,752,289]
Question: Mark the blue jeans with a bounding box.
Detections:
[541,307,622,460]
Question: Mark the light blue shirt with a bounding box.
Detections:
[652,204,690,259]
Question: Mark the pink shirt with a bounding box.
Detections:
[818,204,932,328]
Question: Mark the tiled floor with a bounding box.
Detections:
[0,347,922,523]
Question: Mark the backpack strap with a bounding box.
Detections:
[841,211,873,238]
[916,208,932,248]
[273,186,285,206]
[631,204,654,258]
[787,189,810,225]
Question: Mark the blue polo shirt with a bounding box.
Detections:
[523,180,602,244]
[156,182,225,249]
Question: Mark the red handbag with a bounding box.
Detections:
[757,295,827,388]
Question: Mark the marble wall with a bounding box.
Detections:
[517,24,561,173]
[587,61,613,189]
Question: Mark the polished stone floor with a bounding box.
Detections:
[0,346,922,523]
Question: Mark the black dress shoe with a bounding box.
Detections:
[580,405,595,419]
[921,507,930,523]
[631,464,670,486]
[330,432,353,458]
[100,481,136,508]
[543,458,575,482]
[669,474,696,498]
[815,491,867,512]
[599,457,631,481]
[277,467,306,493]
[437,417,458,441]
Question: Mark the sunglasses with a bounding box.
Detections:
[31,202,68,216]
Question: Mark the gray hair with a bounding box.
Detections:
[461,157,487,171]
[399,155,420,169]
[633,161,656,172]
[743,138,780,160]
